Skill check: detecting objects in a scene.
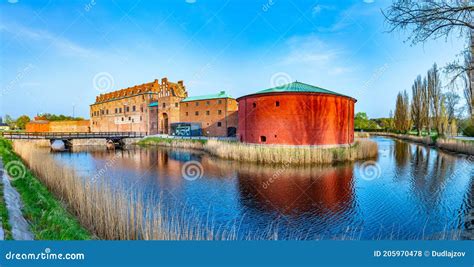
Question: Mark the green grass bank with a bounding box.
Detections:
[0,138,91,240]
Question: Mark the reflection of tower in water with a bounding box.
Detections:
[236,164,355,216]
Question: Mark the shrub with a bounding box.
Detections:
[462,125,474,137]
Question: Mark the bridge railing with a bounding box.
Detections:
[0,132,147,140]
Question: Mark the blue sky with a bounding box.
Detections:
[0,0,467,119]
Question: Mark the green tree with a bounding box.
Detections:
[16,115,31,130]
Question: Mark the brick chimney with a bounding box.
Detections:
[178,80,184,87]
[161,77,168,85]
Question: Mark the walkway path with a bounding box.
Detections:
[0,158,34,240]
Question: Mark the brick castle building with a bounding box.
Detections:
[178,91,238,137]
[91,78,238,137]
[90,78,187,134]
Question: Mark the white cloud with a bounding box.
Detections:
[279,35,343,65]
[0,23,96,59]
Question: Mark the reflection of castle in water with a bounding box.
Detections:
[235,164,355,216]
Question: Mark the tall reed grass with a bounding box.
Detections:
[139,137,378,165]
[372,132,474,155]
[11,141,281,240]
[436,138,474,155]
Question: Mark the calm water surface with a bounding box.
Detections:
[51,137,473,240]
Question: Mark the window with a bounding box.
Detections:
[128,117,131,121]
[175,103,179,108]
[106,110,109,115]
[217,122,222,127]
[276,101,280,107]
[260,136,267,142]
[140,116,142,121]
[141,107,144,112]
[186,103,189,107]
[132,106,136,111]
[206,111,210,115]
[121,117,124,121]
[195,111,199,116]
[218,100,222,104]
[218,110,222,115]
[115,108,118,114]
[125,106,129,112]
[196,102,199,106]
[119,108,122,113]
[253,103,256,108]
[163,103,166,108]
[206,101,210,105]
[186,112,189,116]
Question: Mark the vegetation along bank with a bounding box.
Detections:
[138,137,379,165]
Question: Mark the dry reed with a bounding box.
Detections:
[11,141,246,240]
[204,139,378,165]
[436,138,474,155]
[372,132,474,155]
[139,137,378,165]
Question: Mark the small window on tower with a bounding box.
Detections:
[276,101,280,107]
[260,136,267,143]
[253,103,256,108]
[217,122,222,127]
[206,111,210,115]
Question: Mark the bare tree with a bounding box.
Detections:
[464,42,474,121]
[384,0,473,45]
[395,90,412,133]
[428,63,443,134]
[384,0,474,122]
[411,76,428,135]
[444,91,461,122]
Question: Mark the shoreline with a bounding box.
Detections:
[0,138,92,240]
[137,137,379,165]
[369,132,474,156]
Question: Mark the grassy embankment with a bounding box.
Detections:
[0,180,13,240]
[138,137,379,165]
[0,138,91,240]
[370,132,474,155]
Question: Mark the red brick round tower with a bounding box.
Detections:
[237,82,356,146]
